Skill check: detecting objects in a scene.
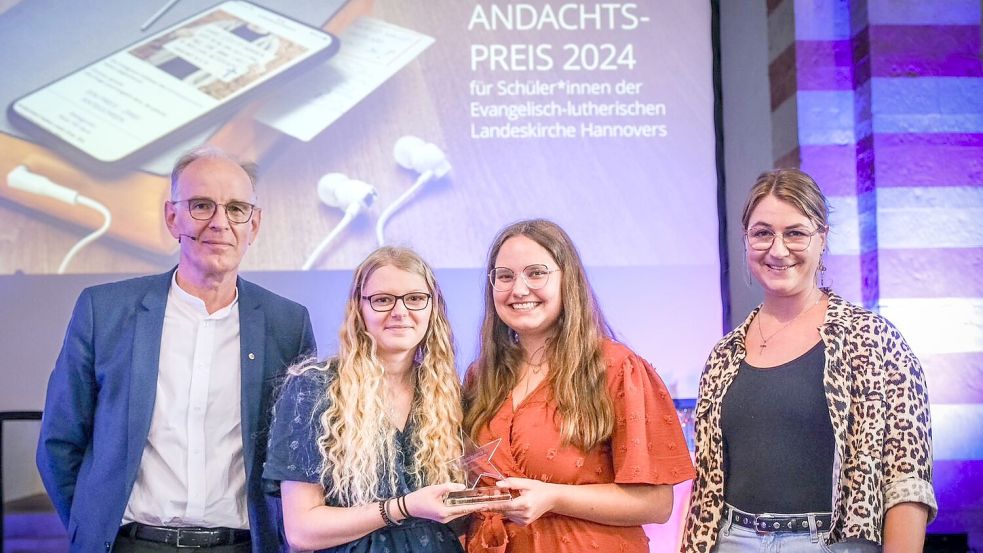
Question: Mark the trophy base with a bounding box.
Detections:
[444,486,513,506]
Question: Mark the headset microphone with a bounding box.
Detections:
[377,136,450,246]
[178,234,198,242]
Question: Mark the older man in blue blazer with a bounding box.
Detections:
[37,147,316,553]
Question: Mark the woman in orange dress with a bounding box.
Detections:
[463,219,695,553]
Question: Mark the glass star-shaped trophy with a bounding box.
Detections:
[443,435,514,506]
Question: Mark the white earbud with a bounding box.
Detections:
[6,165,112,274]
[377,136,451,245]
[393,136,451,178]
[303,173,378,270]
[8,165,81,204]
[317,172,377,216]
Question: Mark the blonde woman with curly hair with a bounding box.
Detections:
[264,247,485,552]
[463,219,695,553]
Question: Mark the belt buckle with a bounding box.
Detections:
[175,529,201,549]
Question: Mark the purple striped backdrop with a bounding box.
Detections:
[822,254,862,300]
[874,133,983,186]
[869,26,982,77]
[931,461,983,529]
[922,352,983,404]
[878,249,983,297]
[787,40,854,90]
[767,0,983,545]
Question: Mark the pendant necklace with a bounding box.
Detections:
[524,343,548,375]
[520,343,548,400]
[756,292,823,354]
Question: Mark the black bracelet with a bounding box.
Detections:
[379,499,397,527]
[383,498,404,526]
[397,494,411,519]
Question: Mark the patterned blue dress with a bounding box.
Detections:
[264,366,464,553]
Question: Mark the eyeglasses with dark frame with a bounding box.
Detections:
[170,198,258,224]
[745,225,826,252]
[488,264,560,292]
[361,292,432,312]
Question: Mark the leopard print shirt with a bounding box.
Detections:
[681,291,937,552]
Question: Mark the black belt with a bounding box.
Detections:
[726,505,832,534]
[119,523,251,548]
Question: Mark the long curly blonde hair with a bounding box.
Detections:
[464,219,614,451]
[303,247,463,506]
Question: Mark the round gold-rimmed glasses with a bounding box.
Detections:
[745,226,825,252]
[488,264,560,292]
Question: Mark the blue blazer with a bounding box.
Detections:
[36,270,317,553]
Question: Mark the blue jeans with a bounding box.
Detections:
[712,505,831,553]
[713,523,833,552]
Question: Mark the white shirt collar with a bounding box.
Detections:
[170,271,239,319]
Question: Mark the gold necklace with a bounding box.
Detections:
[755,292,823,354]
[523,344,548,375]
[516,344,549,401]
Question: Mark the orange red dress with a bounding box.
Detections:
[466,340,695,553]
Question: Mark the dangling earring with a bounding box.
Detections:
[818,256,827,289]
[743,252,752,287]
[509,328,519,344]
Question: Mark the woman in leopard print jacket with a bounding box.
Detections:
[682,169,936,552]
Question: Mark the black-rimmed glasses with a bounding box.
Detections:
[361,292,432,312]
[488,264,559,292]
[171,198,257,224]
[745,226,825,252]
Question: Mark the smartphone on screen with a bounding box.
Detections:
[8,1,338,167]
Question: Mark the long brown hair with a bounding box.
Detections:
[463,219,614,451]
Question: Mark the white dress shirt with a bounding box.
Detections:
[123,273,248,529]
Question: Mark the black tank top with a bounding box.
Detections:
[720,341,834,513]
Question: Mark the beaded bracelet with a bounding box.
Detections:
[379,499,397,527]
[380,498,404,527]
